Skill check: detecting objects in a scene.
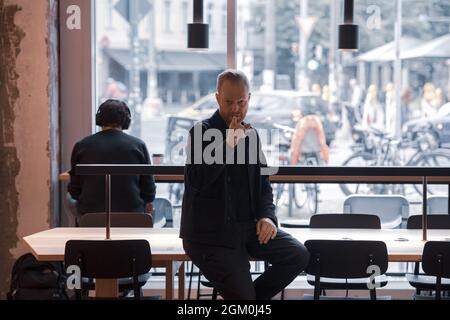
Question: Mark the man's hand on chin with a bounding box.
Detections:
[226,116,251,148]
[256,218,277,245]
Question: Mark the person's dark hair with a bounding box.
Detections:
[95,99,131,130]
[217,69,250,92]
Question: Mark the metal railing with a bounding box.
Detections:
[75,164,450,241]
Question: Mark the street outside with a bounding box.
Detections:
[139,104,427,227]
[92,0,450,229]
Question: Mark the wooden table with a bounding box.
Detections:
[24,227,450,298]
[24,228,187,299]
[285,228,450,262]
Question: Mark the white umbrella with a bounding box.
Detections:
[357,37,422,62]
[401,33,450,59]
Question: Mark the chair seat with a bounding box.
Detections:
[406,273,450,290]
[200,280,215,288]
[280,219,310,228]
[306,274,388,290]
[82,273,151,290]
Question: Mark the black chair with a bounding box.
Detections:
[64,240,152,300]
[304,240,389,300]
[309,213,381,229]
[77,213,154,297]
[306,214,386,293]
[280,219,310,228]
[281,213,381,229]
[406,214,450,230]
[78,212,154,228]
[406,215,450,298]
[198,276,219,300]
[421,241,450,300]
[187,261,277,300]
[186,262,219,300]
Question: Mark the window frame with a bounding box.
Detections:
[59,0,237,172]
[164,0,172,33]
[57,0,450,233]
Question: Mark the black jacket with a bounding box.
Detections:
[68,130,156,215]
[180,110,277,248]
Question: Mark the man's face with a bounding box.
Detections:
[216,80,251,126]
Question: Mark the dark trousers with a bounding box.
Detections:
[183,222,310,300]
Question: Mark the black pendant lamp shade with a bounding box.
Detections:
[188,0,209,49]
[339,0,359,51]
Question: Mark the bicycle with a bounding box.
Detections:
[339,126,404,195]
[339,125,450,196]
[272,123,320,216]
[165,116,195,207]
[404,126,450,195]
[292,152,320,214]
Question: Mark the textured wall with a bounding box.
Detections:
[0,0,57,298]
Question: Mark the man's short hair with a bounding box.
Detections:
[95,99,131,130]
[217,69,250,92]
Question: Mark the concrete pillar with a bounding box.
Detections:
[0,0,58,298]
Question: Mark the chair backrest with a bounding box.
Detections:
[428,196,449,215]
[343,195,409,229]
[64,240,152,279]
[422,241,450,279]
[309,213,381,229]
[305,240,388,279]
[407,214,450,229]
[78,212,153,228]
[153,198,173,228]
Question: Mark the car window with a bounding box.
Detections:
[294,96,325,116]
[250,95,285,110]
[194,96,217,111]
[166,117,197,164]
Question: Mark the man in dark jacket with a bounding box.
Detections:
[68,99,156,223]
[180,70,309,300]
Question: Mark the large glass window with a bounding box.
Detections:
[208,3,214,33]
[93,0,450,228]
[235,0,450,224]
[164,0,171,33]
[181,1,188,34]
[94,0,227,225]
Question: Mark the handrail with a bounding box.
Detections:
[71,164,450,241]
[60,171,450,183]
[71,165,450,183]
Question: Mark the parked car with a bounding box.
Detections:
[176,90,338,145]
[165,116,198,165]
[402,102,450,148]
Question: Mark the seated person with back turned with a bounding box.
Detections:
[180,70,310,300]
[68,99,157,225]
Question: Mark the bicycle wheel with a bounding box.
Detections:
[339,152,377,195]
[293,183,318,214]
[293,183,308,209]
[408,149,450,195]
[274,183,286,207]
